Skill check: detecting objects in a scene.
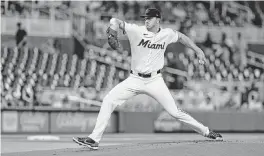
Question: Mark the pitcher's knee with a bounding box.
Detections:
[166,108,182,118]
[102,96,118,107]
[102,96,112,105]
[169,108,191,118]
[168,111,180,118]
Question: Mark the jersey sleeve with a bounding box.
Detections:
[124,22,139,33]
[169,29,179,43]
[124,22,140,40]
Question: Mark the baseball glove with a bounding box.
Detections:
[106,27,122,52]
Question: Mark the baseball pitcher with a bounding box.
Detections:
[73,8,223,150]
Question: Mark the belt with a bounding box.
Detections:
[130,70,161,78]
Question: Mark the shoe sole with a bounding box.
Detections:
[72,137,99,150]
[206,136,223,141]
[215,137,223,141]
[208,137,223,141]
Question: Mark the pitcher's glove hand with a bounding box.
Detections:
[106,27,123,52]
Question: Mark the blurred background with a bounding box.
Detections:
[1,0,264,134]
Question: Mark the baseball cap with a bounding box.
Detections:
[140,8,161,18]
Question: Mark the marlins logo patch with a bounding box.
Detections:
[143,33,153,38]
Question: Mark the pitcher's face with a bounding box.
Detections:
[144,17,158,29]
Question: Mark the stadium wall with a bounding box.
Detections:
[1,16,74,54]
[1,35,75,55]
[1,108,118,134]
[1,109,264,134]
[248,43,264,55]
[118,111,264,133]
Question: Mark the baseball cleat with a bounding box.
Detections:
[206,129,223,141]
[72,137,99,150]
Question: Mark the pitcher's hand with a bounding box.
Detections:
[197,51,206,65]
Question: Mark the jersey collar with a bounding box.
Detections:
[145,27,162,35]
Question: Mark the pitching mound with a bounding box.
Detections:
[2,134,264,156]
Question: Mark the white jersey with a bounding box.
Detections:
[124,22,179,74]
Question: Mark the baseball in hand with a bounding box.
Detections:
[198,59,204,65]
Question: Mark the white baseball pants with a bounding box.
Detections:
[89,73,209,142]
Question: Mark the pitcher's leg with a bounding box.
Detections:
[89,77,140,142]
[145,77,209,136]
